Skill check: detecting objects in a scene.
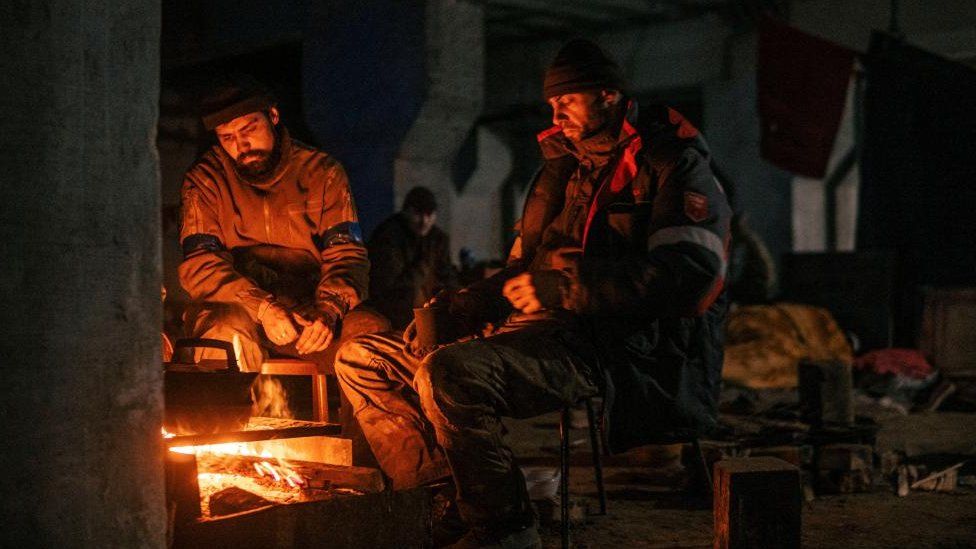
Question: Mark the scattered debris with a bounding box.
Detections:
[897,462,967,496]
[911,462,963,491]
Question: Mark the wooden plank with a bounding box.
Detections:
[260,359,321,376]
[714,457,801,549]
[299,462,386,494]
[195,454,385,494]
[166,424,341,447]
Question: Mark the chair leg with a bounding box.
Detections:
[312,374,330,423]
[584,398,607,515]
[691,438,712,500]
[560,407,571,549]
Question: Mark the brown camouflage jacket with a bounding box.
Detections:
[178,129,369,321]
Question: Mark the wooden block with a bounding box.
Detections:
[799,360,854,427]
[165,450,201,524]
[296,462,386,493]
[208,486,272,517]
[248,435,352,466]
[195,454,385,494]
[714,457,801,549]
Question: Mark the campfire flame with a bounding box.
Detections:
[250,375,293,419]
[170,441,306,484]
[231,334,247,372]
[162,350,311,516]
[168,439,308,516]
[164,414,308,516]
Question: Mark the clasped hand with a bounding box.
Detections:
[260,302,335,355]
[502,270,569,314]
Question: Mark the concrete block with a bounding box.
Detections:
[175,487,432,549]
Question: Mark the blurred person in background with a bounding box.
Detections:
[367,186,458,330]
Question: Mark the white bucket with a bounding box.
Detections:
[521,466,561,501]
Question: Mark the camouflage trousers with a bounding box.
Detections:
[334,317,598,526]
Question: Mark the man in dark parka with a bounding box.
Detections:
[334,39,730,548]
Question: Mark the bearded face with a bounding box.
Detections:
[215,108,282,181]
[548,90,621,143]
[234,143,280,180]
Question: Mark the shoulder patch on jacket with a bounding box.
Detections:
[684,191,709,222]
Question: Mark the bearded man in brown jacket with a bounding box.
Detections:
[179,75,387,372]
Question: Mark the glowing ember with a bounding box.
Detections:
[165,432,308,517]
[196,472,307,517]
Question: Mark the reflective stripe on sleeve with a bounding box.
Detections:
[317,221,364,250]
[647,225,728,276]
[181,233,225,257]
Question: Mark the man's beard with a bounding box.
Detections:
[563,102,617,143]
[235,141,282,182]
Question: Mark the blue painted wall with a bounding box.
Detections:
[303,1,427,236]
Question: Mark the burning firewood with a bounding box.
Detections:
[209,486,273,517]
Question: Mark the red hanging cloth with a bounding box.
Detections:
[758,15,856,178]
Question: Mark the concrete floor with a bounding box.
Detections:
[505,413,976,549]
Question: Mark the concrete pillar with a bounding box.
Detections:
[395,0,485,236]
[451,127,513,261]
[0,1,165,547]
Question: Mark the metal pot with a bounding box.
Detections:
[164,338,258,435]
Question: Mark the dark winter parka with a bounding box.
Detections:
[522,102,731,452]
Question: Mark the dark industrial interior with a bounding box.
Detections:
[3,1,976,548]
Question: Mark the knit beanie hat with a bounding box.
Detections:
[402,186,438,214]
[543,39,627,99]
[200,74,276,130]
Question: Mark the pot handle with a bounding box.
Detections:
[170,338,240,372]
